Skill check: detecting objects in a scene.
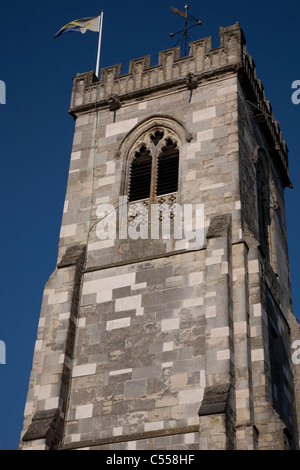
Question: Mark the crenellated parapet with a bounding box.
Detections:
[241,51,291,187]
[70,22,246,110]
[69,21,291,187]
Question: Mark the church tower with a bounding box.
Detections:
[19,22,300,450]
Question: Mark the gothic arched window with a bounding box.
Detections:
[156,139,179,196]
[128,129,180,203]
[128,147,152,202]
[256,156,271,260]
[255,149,279,270]
[256,159,270,254]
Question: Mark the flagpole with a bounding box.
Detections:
[95,10,104,78]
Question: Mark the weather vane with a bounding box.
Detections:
[170,5,202,56]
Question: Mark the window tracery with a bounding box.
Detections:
[126,127,180,228]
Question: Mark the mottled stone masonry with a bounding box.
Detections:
[63,252,206,446]
[20,22,300,450]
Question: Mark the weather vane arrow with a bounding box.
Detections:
[170,5,202,56]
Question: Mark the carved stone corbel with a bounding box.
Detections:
[108,94,121,111]
[185,72,199,90]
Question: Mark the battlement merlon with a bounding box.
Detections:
[68,21,292,189]
[69,22,245,109]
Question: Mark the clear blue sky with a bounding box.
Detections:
[0,0,299,450]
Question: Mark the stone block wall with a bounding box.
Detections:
[19,22,300,450]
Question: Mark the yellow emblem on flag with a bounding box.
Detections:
[54,16,101,38]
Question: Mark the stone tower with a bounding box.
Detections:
[20,22,300,451]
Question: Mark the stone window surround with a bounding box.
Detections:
[127,129,179,202]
